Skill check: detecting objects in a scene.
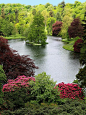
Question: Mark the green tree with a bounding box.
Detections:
[75,40,86,88]
[15,9,19,23]
[41,10,49,27]
[26,12,47,45]
[60,15,73,39]
[46,17,56,35]
[32,9,37,15]
[2,21,14,36]
[0,65,7,105]
[1,8,5,19]
[56,12,62,21]
[29,72,60,103]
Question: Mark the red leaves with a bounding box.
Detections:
[52,21,62,36]
[0,37,38,80]
[73,39,83,52]
[68,18,84,38]
[54,82,84,100]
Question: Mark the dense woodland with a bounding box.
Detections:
[0,1,86,37]
[1,1,86,114]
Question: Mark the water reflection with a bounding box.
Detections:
[8,36,81,84]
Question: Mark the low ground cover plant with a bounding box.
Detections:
[1,99,86,115]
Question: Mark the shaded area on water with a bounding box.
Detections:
[8,36,81,83]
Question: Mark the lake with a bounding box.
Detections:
[8,36,81,84]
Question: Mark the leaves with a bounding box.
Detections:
[0,36,38,80]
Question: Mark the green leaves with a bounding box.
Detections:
[26,12,47,45]
[29,72,60,103]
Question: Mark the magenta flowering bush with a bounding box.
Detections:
[1,75,35,110]
[2,75,35,92]
[54,82,84,100]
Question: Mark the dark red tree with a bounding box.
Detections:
[0,36,38,80]
[52,21,62,36]
[73,39,83,52]
[68,18,84,38]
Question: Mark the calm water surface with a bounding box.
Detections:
[8,36,81,84]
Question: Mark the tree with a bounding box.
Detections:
[46,17,56,35]
[73,38,83,52]
[1,8,5,19]
[0,36,38,80]
[2,21,14,36]
[68,17,84,38]
[49,10,54,17]
[60,15,73,39]
[45,3,51,8]
[41,10,49,27]
[56,12,62,21]
[26,12,47,45]
[32,9,37,15]
[52,21,62,36]
[0,65,7,105]
[15,9,19,23]
[75,40,86,88]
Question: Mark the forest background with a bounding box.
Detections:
[0,1,86,39]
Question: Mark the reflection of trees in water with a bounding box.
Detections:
[25,44,46,59]
[69,51,80,59]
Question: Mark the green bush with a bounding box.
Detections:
[0,65,7,105]
[29,72,61,104]
[1,99,86,115]
[3,87,31,110]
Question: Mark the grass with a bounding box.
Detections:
[62,38,77,51]
[1,34,26,40]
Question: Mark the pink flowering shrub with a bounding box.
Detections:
[54,82,84,100]
[2,75,35,110]
[2,75,35,92]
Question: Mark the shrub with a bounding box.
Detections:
[0,65,7,105]
[52,21,62,36]
[73,38,83,52]
[29,72,61,104]
[0,36,38,80]
[54,82,84,99]
[1,99,86,115]
[2,75,35,110]
[68,17,84,38]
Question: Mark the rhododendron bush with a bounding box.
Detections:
[1,75,35,110]
[54,82,84,100]
[2,75,35,92]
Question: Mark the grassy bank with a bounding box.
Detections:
[1,34,26,40]
[62,38,76,51]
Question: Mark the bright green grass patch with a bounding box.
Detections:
[62,39,75,51]
[63,44,74,51]
[2,34,26,40]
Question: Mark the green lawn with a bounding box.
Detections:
[62,39,76,51]
[1,34,26,40]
